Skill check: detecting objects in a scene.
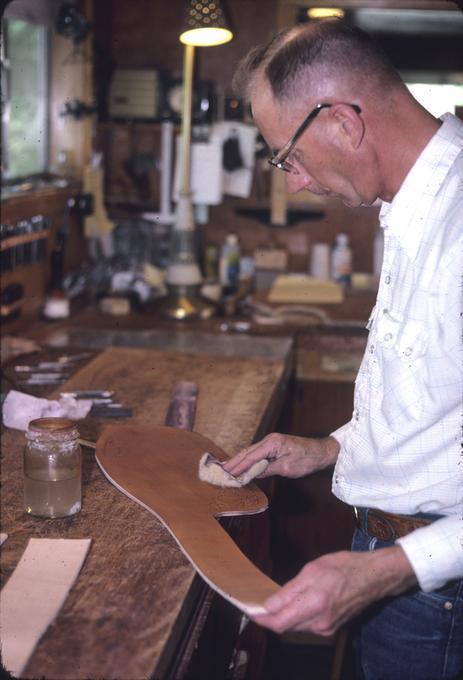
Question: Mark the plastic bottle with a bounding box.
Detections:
[331,233,352,288]
[219,233,240,293]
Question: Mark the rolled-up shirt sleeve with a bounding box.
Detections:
[396,515,463,592]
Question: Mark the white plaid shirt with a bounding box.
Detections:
[331,113,463,592]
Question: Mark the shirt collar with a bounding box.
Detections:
[379,113,463,261]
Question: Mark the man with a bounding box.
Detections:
[224,19,463,680]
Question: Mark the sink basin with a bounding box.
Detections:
[44,327,293,362]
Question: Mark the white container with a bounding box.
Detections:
[310,243,330,280]
[331,233,352,287]
[219,234,240,291]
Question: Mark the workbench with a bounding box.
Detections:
[1,338,293,680]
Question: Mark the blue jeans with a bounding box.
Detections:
[351,510,463,680]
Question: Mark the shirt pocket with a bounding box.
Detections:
[395,319,428,362]
[376,312,429,426]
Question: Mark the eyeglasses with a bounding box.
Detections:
[268,102,362,173]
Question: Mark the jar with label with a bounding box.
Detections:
[24,418,82,518]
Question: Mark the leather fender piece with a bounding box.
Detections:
[95,424,279,616]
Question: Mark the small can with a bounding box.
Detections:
[24,417,82,518]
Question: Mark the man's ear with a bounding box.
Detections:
[331,104,365,149]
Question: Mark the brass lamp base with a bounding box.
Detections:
[159,284,216,321]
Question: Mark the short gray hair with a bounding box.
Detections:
[232,19,403,104]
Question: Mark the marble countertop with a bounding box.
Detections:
[44,325,294,362]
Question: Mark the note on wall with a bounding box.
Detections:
[173,135,223,205]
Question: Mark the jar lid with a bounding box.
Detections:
[28,417,77,432]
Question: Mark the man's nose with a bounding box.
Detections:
[286,170,311,194]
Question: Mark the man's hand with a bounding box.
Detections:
[252,546,417,636]
[223,432,340,480]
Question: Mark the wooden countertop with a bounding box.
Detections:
[1,344,293,679]
[6,286,376,339]
[10,286,370,389]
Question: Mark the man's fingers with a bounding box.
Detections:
[223,440,272,475]
[250,564,336,635]
[223,432,292,477]
[249,550,397,637]
[252,590,315,634]
[222,448,256,475]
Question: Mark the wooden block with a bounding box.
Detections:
[268,274,344,304]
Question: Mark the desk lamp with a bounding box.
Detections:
[161,0,233,320]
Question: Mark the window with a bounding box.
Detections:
[1,18,49,180]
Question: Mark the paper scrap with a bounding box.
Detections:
[173,136,223,205]
[1,538,91,677]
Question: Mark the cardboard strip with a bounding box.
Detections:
[1,538,91,677]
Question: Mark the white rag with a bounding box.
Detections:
[2,390,93,431]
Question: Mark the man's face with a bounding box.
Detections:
[251,80,379,208]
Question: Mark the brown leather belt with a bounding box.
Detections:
[354,507,433,541]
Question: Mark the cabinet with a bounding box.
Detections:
[178,510,272,680]
[271,328,367,582]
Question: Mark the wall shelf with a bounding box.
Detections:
[0,230,49,252]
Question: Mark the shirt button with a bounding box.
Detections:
[385,275,391,284]
[370,344,375,353]
[404,347,413,357]
[444,601,453,611]
[384,333,393,341]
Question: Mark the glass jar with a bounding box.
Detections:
[24,417,82,518]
